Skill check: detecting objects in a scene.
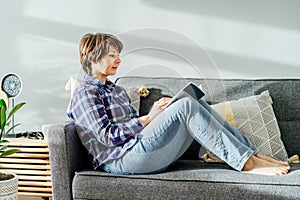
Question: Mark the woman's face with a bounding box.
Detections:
[92,45,121,81]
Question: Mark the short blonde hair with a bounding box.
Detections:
[79,33,123,75]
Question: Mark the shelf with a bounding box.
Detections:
[0,138,52,200]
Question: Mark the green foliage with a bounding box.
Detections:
[0,99,25,158]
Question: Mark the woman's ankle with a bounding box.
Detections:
[242,155,255,171]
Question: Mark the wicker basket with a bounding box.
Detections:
[0,173,18,200]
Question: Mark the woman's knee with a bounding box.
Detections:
[173,96,200,109]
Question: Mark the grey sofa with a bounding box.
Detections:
[43,77,300,200]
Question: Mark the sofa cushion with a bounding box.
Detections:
[116,77,300,158]
[72,160,300,200]
[210,90,288,161]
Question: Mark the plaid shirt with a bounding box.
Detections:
[67,75,143,169]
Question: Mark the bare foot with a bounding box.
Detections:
[256,153,290,167]
[242,156,290,176]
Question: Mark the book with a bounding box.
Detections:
[165,82,205,108]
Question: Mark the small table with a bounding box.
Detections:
[0,138,52,200]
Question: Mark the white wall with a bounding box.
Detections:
[1,0,299,132]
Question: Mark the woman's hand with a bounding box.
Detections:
[149,97,171,119]
[138,97,171,127]
[157,97,171,109]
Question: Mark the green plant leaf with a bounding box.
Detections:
[0,105,6,131]
[0,145,8,151]
[6,120,11,127]
[7,102,26,121]
[0,149,20,158]
[0,99,7,140]
[0,99,7,111]
[5,123,21,135]
[0,139,8,144]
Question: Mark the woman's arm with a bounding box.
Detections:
[138,115,151,127]
[69,88,143,147]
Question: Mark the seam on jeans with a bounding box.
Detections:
[236,150,254,171]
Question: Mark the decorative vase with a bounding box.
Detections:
[0,173,18,200]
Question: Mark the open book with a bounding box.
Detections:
[166,82,205,108]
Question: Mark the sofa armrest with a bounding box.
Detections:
[43,122,91,200]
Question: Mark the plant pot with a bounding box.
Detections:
[0,173,18,200]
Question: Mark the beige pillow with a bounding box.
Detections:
[203,90,288,162]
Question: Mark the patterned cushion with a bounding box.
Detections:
[210,90,288,161]
[123,87,140,114]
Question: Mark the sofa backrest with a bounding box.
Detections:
[116,77,300,158]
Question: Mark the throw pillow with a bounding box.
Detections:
[123,87,141,114]
[204,90,288,162]
[65,76,82,97]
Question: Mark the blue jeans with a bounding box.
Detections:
[102,97,258,174]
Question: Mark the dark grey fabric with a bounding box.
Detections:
[72,161,300,200]
[45,77,300,200]
[43,123,92,200]
[43,123,73,200]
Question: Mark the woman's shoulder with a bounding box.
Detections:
[114,84,125,91]
[71,80,101,98]
[114,84,131,97]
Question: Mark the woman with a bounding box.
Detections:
[67,33,290,176]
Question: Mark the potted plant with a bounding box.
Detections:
[0,99,25,200]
